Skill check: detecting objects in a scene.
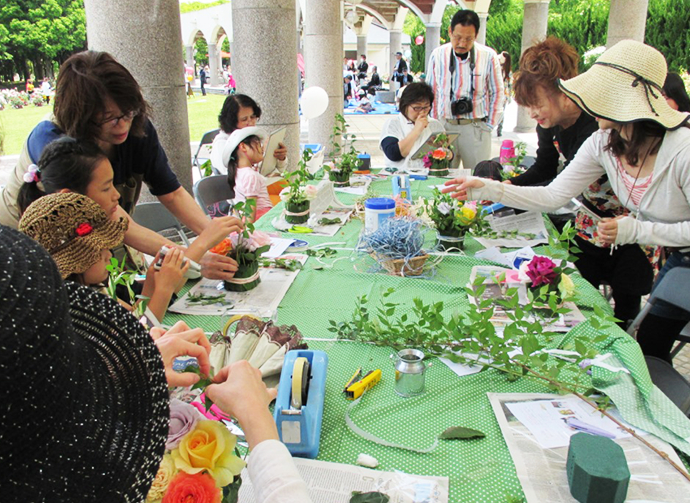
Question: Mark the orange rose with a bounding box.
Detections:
[162,472,221,503]
[431,148,447,160]
[209,238,232,256]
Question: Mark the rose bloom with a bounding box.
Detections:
[304,184,318,199]
[209,238,232,256]
[558,273,576,299]
[146,454,177,503]
[172,420,246,487]
[431,148,447,161]
[422,154,433,168]
[460,206,476,220]
[162,472,221,503]
[167,399,202,450]
[525,256,558,287]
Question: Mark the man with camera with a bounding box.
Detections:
[427,10,504,171]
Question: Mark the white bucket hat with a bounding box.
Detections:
[221,126,267,167]
[558,40,689,130]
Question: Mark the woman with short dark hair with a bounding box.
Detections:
[380,82,446,170]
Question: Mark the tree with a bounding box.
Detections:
[0,0,85,82]
[645,0,690,73]
[194,37,208,68]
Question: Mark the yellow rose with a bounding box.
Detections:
[460,206,476,220]
[558,273,576,299]
[146,454,177,503]
[172,420,246,487]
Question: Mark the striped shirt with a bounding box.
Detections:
[427,42,504,128]
[617,158,653,208]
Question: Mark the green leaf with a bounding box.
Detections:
[350,492,390,503]
[438,426,486,440]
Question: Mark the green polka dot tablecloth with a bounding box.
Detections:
[164,176,690,502]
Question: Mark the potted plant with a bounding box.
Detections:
[422,133,453,177]
[517,255,577,309]
[281,148,318,224]
[423,188,487,251]
[210,200,271,292]
[325,113,361,187]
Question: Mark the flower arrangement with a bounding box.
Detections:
[281,149,318,224]
[325,113,361,187]
[517,255,576,308]
[422,133,453,177]
[500,141,527,181]
[146,399,245,503]
[210,200,271,292]
[423,188,487,251]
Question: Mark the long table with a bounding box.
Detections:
[164,176,687,502]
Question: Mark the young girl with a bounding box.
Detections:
[221,127,273,222]
[18,192,186,325]
[17,136,242,267]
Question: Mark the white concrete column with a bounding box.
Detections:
[232,0,299,171]
[515,0,550,133]
[425,24,441,73]
[477,12,488,45]
[357,35,367,59]
[83,0,192,192]
[304,0,343,153]
[185,45,194,68]
[607,0,648,48]
[208,43,220,86]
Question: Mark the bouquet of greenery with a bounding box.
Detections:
[281,148,318,224]
[325,113,361,186]
[422,133,453,177]
[210,200,271,292]
[423,188,487,250]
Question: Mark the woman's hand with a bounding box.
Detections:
[441,177,486,201]
[413,112,429,132]
[199,253,239,281]
[154,322,212,387]
[597,217,621,245]
[274,142,287,161]
[155,247,189,293]
[187,216,243,262]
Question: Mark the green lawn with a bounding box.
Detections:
[0,93,227,156]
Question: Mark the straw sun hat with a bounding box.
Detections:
[221,126,267,168]
[558,40,689,129]
[0,226,169,501]
[18,192,128,279]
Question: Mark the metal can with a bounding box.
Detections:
[392,348,428,397]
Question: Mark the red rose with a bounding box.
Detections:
[162,472,221,503]
[525,256,557,287]
[75,222,93,236]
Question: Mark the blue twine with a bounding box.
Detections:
[361,217,427,260]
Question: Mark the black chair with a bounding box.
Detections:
[132,201,190,246]
[192,128,220,178]
[193,175,235,216]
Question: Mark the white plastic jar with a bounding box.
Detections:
[364,198,396,233]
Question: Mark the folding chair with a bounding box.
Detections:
[192,128,220,178]
[193,175,235,216]
[627,267,690,358]
[644,356,690,417]
[132,201,190,246]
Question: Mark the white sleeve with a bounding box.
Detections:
[468,134,606,211]
[247,439,312,503]
[617,215,690,247]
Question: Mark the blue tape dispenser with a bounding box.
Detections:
[274,349,328,458]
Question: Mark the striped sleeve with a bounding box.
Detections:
[482,48,505,128]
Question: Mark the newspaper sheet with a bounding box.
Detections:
[333,176,371,196]
[488,393,690,503]
[168,254,307,317]
[238,457,449,503]
[473,211,549,249]
[308,208,354,237]
[468,265,586,332]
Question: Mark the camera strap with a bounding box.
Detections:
[448,46,475,114]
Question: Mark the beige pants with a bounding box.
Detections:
[441,119,493,171]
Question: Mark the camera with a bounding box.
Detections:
[451,97,473,116]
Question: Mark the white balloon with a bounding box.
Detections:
[404,49,412,60]
[301,86,329,120]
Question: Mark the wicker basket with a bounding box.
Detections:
[374,252,428,277]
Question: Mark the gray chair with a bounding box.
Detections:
[645,356,690,417]
[193,175,235,216]
[132,201,190,246]
[192,128,220,177]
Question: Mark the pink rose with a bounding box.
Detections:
[247,229,271,249]
[304,185,318,199]
[167,399,202,450]
[525,256,557,287]
[422,154,432,168]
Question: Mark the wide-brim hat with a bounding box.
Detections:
[18,192,128,279]
[558,40,689,130]
[221,126,267,168]
[0,226,169,501]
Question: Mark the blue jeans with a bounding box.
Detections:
[649,251,690,319]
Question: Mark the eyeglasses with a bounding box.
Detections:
[411,105,431,112]
[98,110,138,128]
[451,35,475,44]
